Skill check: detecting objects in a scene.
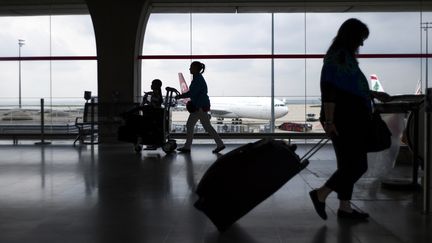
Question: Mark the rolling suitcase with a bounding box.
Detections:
[194,138,328,232]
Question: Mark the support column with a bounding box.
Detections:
[85,0,151,142]
[425,87,432,213]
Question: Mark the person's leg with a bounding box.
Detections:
[182,112,200,149]
[327,148,367,203]
[313,137,340,203]
[309,137,339,220]
[197,109,224,149]
[336,150,367,213]
[316,186,332,202]
[311,135,365,220]
[324,136,368,216]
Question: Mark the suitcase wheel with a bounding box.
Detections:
[162,140,177,153]
[134,144,143,153]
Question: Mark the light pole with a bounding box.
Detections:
[18,39,25,109]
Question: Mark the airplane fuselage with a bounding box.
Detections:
[177,72,289,120]
[209,97,289,120]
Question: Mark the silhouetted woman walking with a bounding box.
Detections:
[309,18,390,220]
[176,61,225,153]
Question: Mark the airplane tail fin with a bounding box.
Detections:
[370,74,385,92]
[178,73,189,94]
[178,72,190,104]
[415,80,422,95]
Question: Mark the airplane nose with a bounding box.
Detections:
[283,106,289,115]
[275,106,289,118]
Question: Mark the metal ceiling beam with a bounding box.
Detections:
[0,0,431,16]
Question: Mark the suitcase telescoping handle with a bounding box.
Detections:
[299,138,330,168]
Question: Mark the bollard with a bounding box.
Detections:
[90,97,95,144]
[35,98,51,145]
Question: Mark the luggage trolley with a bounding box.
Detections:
[118,87,180,153]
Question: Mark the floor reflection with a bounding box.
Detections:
[97,147,144,243]
[310,226,328,243]
[205,224,258,243]
[0,144,428,243]
[336,218,369,243]
[40,146,46,188]
[77,145,97,196]
[183,153,197,192]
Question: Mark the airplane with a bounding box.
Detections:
[176,73,289,120]
[371,74,423,95]
[370,74,385,92]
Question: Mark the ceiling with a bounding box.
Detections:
[0,0,431,16]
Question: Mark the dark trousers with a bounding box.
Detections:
[325,135,368,200]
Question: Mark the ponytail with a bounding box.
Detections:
[200,63,205,74]
[191,61,205,74]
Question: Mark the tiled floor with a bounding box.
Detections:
[0,141,430,243]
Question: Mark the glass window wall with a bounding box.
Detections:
[142,11,427,136]
[0,15,96,136]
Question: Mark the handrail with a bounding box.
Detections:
[169,132,327,140]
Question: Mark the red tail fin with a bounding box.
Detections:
[178,72,190,104]
[178,73,189,94]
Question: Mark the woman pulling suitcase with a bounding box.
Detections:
[310,18,391,221]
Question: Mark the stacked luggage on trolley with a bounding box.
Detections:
[118,87,180,153]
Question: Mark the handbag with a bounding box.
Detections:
[186,100,197,113]
[366,108,392,152]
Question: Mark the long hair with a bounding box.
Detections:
[327,18,369,56]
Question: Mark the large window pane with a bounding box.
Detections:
[51,61,97,98]
[0,16,50,57]
[143,14,191,55]
[360,58,421,94]
[142,59,272,134]
[306,12,421,54]
[0,15,97,132]
[274,13,305,54]
[51,15,96,56]
[192,13,271,55]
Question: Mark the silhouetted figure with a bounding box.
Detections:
[121,79,164,151]
[175,61,225,153]
[141,79,163,108]
[122,79,163,117]
[309,18,391,221]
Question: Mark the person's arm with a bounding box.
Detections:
[141,92,150,105]
[370,90,392,102]
[175,91,190,99]
[323,102,335,124]
[322,102,338,137]
[321,79,339,137]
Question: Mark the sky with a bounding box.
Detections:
[0,11,431,104]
